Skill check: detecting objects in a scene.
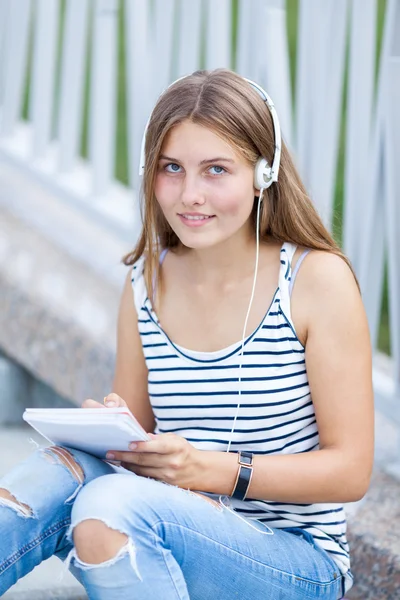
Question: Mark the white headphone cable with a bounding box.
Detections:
[218,189,274,535]
[226,189,264,455]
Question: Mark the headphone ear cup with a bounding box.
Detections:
[254,157,273,190]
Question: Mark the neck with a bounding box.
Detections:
[181,230,273,288]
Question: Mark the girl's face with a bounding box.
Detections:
[154,121,258,250]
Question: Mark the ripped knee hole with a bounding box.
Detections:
[73,520,129,565]
[0,448,84,517]
[0,489,33,516]
[42,446,84,484]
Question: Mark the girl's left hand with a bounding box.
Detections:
[106,433,202,489]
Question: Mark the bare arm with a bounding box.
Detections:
[196,251,375,503]
[112,269,155,433]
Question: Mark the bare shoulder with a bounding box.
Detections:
[291,249,363,345]
[298,250,359,296]
[115,267,143,372]
[120,266,135,307]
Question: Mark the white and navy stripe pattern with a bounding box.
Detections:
[131,242,352,591]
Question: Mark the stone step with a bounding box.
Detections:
[2,560,86,600]
[346,469,400,600]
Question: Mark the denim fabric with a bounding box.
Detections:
[0,446,344,599]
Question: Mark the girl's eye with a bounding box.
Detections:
[164,163,182,173]
[162,163,226,175]
[209,165,226,175]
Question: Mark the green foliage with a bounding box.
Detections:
[116,2,128,185]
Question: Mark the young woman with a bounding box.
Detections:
[0,69,373,599]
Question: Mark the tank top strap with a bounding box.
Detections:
[278,242,297,324]
[130,255,147,316]
[159,248,168,265]
[280,242,297,269]
[151,249,168,300]
[131,250,169,318]
[289,249,311,297]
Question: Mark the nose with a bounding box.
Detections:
[181,173,205,207]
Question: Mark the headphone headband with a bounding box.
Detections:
[138,74,281,190]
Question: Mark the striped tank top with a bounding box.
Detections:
[131,241,352,593]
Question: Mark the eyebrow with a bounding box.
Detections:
[159,154,235,165]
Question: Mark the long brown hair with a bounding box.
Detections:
[123,68,357,299]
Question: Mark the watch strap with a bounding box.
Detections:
[231,451,254,500]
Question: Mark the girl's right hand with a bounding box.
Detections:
[81,393,128,410]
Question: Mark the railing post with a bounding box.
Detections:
[204,0,231,70]
[295,0,348,228]
[151,0,176,100]
[236,0,258,79]
[125,0,151,196]
[295,0,319,184]
[29,0,60,159]
[0,0,32,136]
[236,0,292,146]
[307,0,348,226]
[57,0,90,174]
[358,0,398,349]
[384,2,400,390]
[261,0,293,148]
[0,0,11,108]
[175,0,202,79]
[343,0,377,271]
[89,0,118,196]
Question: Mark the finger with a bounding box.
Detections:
[137,433,182,454]
[106,451,165,467]
[82,399,105,409]
[104,392,127,408]
[126,434,178,455]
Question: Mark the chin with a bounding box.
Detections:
[176,231,222,250]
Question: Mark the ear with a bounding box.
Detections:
[253,191,265,206]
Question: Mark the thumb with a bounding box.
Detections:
[103,393,127,408]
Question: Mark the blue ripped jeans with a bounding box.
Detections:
[0,446,344,600]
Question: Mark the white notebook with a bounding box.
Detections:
[23,407,151,459]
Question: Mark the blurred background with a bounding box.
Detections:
[0,1,399,598]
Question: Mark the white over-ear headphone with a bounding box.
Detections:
[138,74,282,192]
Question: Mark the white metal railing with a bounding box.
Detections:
[343,0,376,269]
[0,0,399,429]
[295,0,348,227]
[236,0,293,147]
[372,0,400,425]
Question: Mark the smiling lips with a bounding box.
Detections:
[178,212,216,227]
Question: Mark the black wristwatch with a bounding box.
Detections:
[231,451,254,500]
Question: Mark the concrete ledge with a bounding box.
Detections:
[346,470,400,599]
[0,161,134,405]
[0,272,115,405]
[3,566,87,600]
